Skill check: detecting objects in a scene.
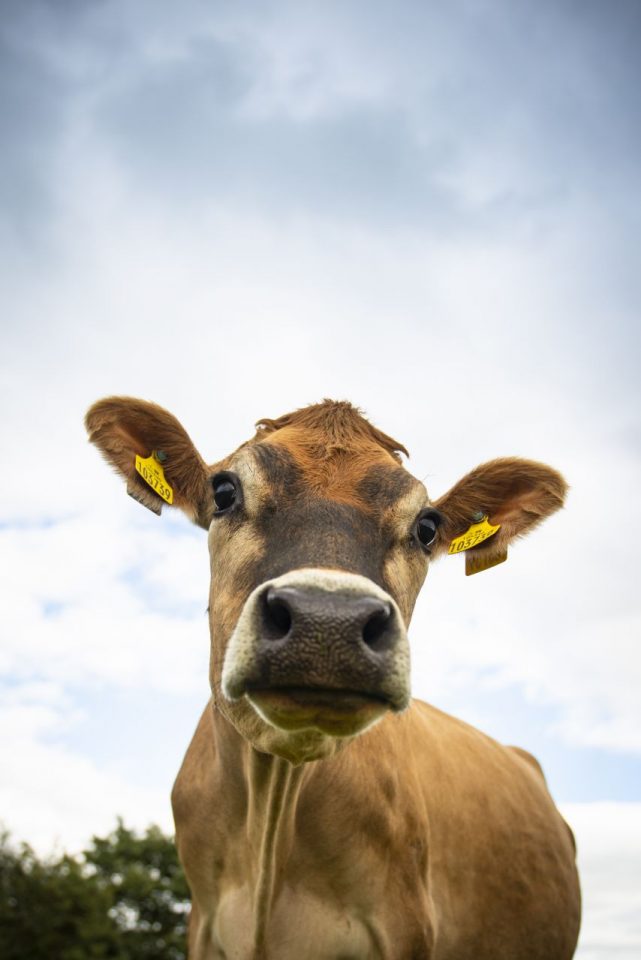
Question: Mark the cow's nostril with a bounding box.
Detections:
[263,589,293,640]
[362,602,392,651]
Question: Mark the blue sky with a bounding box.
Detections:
[1,2,640,955]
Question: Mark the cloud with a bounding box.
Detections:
[0,513,209,694]
[4,0,641,241]
[0,679,174,854]
[563,802,641,958]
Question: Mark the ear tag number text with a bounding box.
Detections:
[448,515,500,555]
[135,453,174,504]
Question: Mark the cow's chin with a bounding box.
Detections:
[243,687,389,763]
[248,687,389,736]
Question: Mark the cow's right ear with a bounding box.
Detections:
[85,397,212,529]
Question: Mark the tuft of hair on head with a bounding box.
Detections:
[255,399,409,463]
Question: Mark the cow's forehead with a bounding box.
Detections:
[221,427,428,517]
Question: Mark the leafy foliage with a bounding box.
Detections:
[0,822,189,960]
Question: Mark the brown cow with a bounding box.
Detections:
[86,397,581,960]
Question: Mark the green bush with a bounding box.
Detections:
[0,821,189,960]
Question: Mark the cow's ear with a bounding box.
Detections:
[432,458,567,562]
[85,397,212,529]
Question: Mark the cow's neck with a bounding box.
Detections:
[246,749,304,953]
[215,707,308,954]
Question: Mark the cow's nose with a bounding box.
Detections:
[261,586,395,653]
[221,568,410,712]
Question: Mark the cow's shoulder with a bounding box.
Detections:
[506,744,546,780]
[391,701,580,957]
[390,700,572,844]
[404,698,547,780]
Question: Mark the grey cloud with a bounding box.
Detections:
[99,78,457,228]
[0,22,68,236]
[1,0,639,399]
[4,0,641,240]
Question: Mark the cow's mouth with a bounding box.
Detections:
[245,685,391,736]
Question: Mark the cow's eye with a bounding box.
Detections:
[415,510,441,549]
[211,474,238,513]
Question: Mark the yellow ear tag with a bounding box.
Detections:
[134,452,174,505]
[448,515,500,555]
[465,550,507,577]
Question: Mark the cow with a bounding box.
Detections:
[85,397,581,960]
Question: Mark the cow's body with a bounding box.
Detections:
[173,700,578,960]
[86,397,581,960]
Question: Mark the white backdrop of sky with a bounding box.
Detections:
[1,1,640,956]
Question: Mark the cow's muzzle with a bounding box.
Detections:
[221,569,410,734]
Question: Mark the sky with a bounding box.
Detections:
[1,0,640,955]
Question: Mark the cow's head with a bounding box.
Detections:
[86,398,566,763]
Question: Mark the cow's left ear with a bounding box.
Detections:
[85,397,212,529]
[431,458,568,562]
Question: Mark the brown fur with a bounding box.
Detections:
[254,401,408,509]
[255,399,409,461]
[85,396,580,960]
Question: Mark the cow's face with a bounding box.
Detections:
[86,398,567,763]
[204,417,432,762]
